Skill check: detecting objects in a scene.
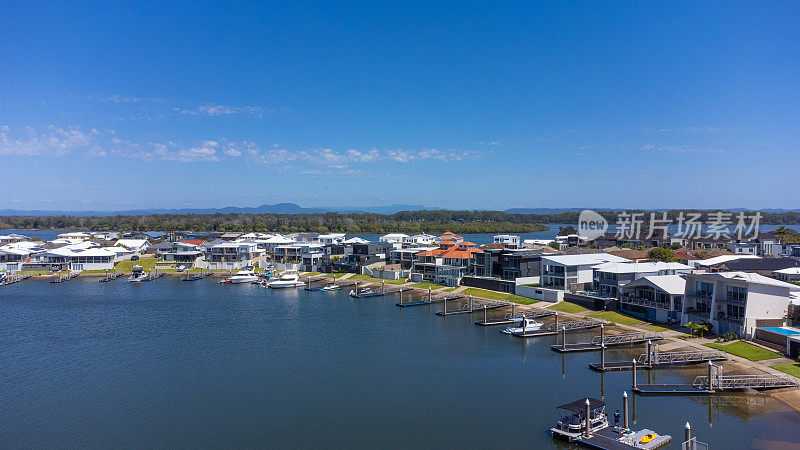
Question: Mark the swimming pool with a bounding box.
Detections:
[761,327,800,336]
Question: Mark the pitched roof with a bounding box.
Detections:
[180,239,206,245]
[622,275,687,295]
[714,258,800,271]
[542,253,630,266]
[692,271,800,290]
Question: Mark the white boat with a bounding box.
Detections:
[322,284,341,291]
[551,398,609,441]
[502,316,544,334]
[128,265,148,282]
[221,269,259,284]
[267,271,304,288]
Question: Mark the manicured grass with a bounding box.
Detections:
[546,301,588,313]
[411,282,447,290]
[115,257,156,272]
[771,363,800,378]
[442,287,457,292]
[324,273,344,278]
[521,283,542,287]
[703,341,782,361]
[347,274,407,284]
[460,287,540,305]
[644,325,670,332]
[587,311,643,325]
[20,270,50,276]
[303,272,321,276]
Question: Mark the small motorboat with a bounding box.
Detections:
[349,287,383,298]
[321,284,342,291]
[502,316,545,334]
[267,271,304,288]
[128,265,149,282]
[220,269,259,284]
[551,398,609,441]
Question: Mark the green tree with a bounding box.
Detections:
[648,247,674,262]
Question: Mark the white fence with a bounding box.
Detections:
[515,285,564,303]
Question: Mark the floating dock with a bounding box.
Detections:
[633,361,798,395]
[590,344,728,372]
[1,272,36,286]
[577,427,671,449]
[551,331,664,353]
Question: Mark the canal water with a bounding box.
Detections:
[2,278,799,448]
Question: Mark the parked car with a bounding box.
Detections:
[131,255,140,261]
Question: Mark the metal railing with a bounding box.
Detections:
[548,319,606,331]
[682,438,709,450]
[692,374,798,390]
[620,295,672,310]
[638,349,727,365]
[591,331,663,345]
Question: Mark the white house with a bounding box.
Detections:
[200,241,264,270]
[493,235,521,249]
[403,234,437,246]
[592,261,692,298]
[619,275,687,323]
[40,246,117,271]
[689,254,760,270]
[681,271,800,338]
[114,239,150,252]
[260,235,296,255]
[774,267,800,283]
[380,233,409,244]
[540,253,630,290]
[56,232,92,241]
[727,242,758,255]
[314,233,346,245]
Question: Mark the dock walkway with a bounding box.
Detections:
[552,331,664,353]
[590,348,728,372]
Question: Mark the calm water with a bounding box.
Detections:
[2,279,799,448]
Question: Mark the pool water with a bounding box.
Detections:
[761,327,800,336]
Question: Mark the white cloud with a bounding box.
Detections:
[177,104,271,117]
[0,125,101,156]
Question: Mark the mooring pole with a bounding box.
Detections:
[469,295,473,311]
[382,280,385,293]
[600,324,605,347]
[512,303,516,317]
[584,398,592,438]
[399,289,403,305]
[522,315,526,335]
[707,361,714,392]
[684,422,691,443]
[483,304,487,323]
[443,295,447,314]
[428,287,431,303]
[623,391,629,430]
[632,359,637,390]
[600,343,606,370]
[562,326,567,350]
[554,312,559,329]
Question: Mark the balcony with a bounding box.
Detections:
[684,309,711,324]
[620,295,671,311]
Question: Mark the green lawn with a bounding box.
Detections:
[348,274,407,284]
[644,325,671,332]
[460,287,539,305]
[546,301,588,313]
[587,311,643,326]
[303,271,321,276]
[442,287,457,292]
[703,341,781,361]
[411,282,447,290]
[115,257,156,272]
[771,363,800,378]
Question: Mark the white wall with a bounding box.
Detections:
[515,286,564,303]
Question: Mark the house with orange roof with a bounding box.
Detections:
[436,232,464,244]
[411,240,481,286]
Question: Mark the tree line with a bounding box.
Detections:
[1,209,798,233]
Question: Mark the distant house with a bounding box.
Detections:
[436,232,464,244]
[219,232,244,241]
[56,232,92,241]
[0,234,30,245]
[314,233,346,245]
[39,246,117,271]
[774,267,800,283]
[114,239,150,252]
[619,275,687,323]
[706,257,800,276]
[493,235,521,249]
[727,241,758,255]
[403,234,437,247]
[379,233,409,245]
[682,271,800,338]
[390,247,437,270]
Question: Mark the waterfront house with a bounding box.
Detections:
[472,247,546,281]
[379,233,409,245]
[619,275,687,323]
[554,234,590,249]
[0,246,34,271]
[201,241,264,270]
[39,246,117,271]
[0,234,30,244]
[273,242,324,265]
[591,261,692,298]
[540,254,630,291]
[727,241,759,255]
[681,271,800,338]
[493,235,521,249]
[411,241,481,286]
[260,235,296,255]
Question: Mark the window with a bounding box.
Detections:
[726,285,747,303]
[695,281,713,298]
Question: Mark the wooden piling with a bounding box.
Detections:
[632,359,637,390]
[584,399,592,438]
[623,391,629,429]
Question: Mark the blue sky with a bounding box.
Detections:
[1,1,799,211]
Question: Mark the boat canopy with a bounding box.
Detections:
[556,398,605,413]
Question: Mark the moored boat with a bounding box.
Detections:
[267,271,304,288]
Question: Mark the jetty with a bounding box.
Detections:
[551,328,664,353]
[633,361,798,395]
[50,270,80,283]
[98,270,125,282]
[396,288,464,307]
[0,271,36,286]
[590,341,727,372]
[474,305,556,326]
[435,295,508,316]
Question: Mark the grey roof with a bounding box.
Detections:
[714,258,800,271]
